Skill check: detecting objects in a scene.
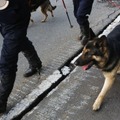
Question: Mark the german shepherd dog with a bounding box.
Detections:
[28,0,56,22]
[75,25,120,111]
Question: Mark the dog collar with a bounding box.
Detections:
[0,0,9,10]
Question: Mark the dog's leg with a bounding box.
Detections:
[41,14,48,22]
[49,9,54,17]
[93,72,116,111]
[41,8,48,22]
[48,5,55,17]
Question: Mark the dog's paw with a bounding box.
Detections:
[41,20,46,23]
[93,102,101,111]
[92,96,103,111]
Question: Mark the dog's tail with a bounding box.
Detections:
[52,5,57,10]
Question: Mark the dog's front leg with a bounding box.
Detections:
[93,72,116,111]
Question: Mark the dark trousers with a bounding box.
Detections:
[0,10,36,103]
[0,17,35,74]
[73,0,94,26]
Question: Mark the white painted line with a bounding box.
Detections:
[99,15,120,37]
[70,53,82,64]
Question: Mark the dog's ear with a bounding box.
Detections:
[94,35,108,52]
[96,35,107,47]
[99,35,107,46]
[100,35,107,40]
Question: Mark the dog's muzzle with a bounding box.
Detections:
[74,59,94,70]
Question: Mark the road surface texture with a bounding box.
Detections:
[0,0,120,119]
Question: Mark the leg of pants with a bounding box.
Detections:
[0,16,30,103]
[73,0,94,25]
[21,37,42,69]
[0,28,19,103]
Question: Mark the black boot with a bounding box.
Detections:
[0,73,16,113]
[79,24,95,46]
[23,48,42,77]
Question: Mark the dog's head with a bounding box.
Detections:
[75,35,109,70]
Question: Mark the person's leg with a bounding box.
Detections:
[21,37,42,77]
[76,0,94,25]
[0,72,16,113]
[15,14,42,77]
[76,0,95,45]
[73,0,80,18]
[0,24,20,113]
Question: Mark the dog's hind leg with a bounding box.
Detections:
[41,8,48,22]
[48,6,54,17]
[50,10,54,17]
[93,71,116,111]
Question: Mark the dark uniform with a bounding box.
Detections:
[0,0,42,113]
[73,0,95,45]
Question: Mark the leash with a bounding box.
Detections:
[61,0,73,28]
[56,0,73,28]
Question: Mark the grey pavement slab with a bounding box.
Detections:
[22,67,120,120]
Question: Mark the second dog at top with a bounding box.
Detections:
[28,0,56,22]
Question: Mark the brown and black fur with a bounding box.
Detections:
[28,0,56,22]
[75,25,120,111]
[40,0,56,22]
